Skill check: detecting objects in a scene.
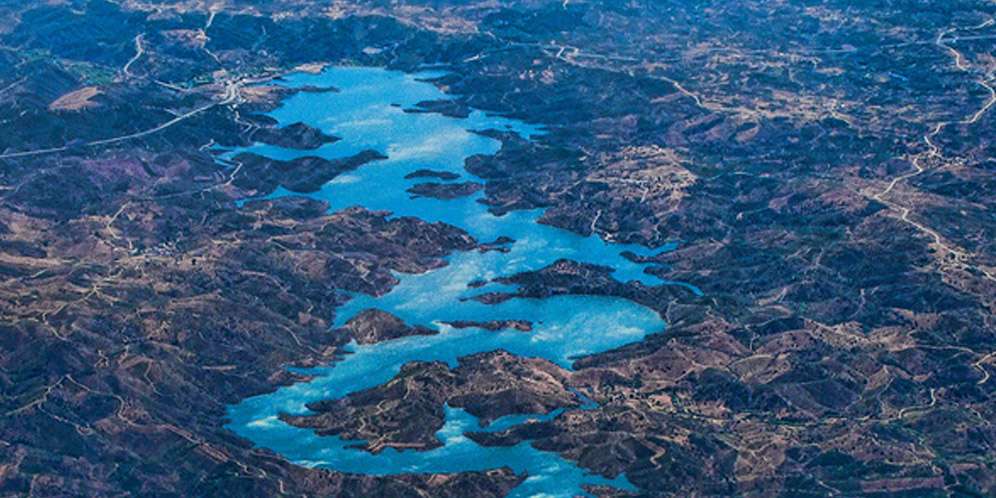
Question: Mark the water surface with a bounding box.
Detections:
[226,66,699,497]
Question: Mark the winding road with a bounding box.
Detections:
[121,33,145,79]
[871,18,996,285]
[0,79,242,161]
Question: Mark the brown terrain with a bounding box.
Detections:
[0,0,994,496]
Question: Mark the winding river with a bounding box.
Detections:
[225,66,699,497]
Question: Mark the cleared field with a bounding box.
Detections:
[48,85,101,111]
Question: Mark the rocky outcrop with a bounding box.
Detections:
[251,122,338,149]
[405,169,461,181]
[231,149,386,194]
[343,309,437,344]
[443,320,532,332]
[282,351,578,452]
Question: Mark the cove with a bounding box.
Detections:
[225,66,700,497]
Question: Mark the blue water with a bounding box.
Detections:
[225,66,701,497]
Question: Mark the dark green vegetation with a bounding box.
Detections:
[0,0,994,496]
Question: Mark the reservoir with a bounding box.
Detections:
[225,66,699,497]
